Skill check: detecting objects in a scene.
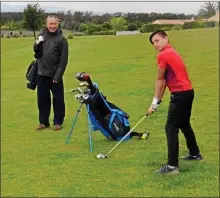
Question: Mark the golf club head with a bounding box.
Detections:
[70,88,78,93]
[79,82,87,87]
[96,153,107,159]
[76,72,91,82]
[146,131,150,139]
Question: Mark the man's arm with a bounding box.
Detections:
[154,68,166,100]
[147,53,167,115]
[158,78,166,100]
[151,68,166,108]
[53,37,68,83]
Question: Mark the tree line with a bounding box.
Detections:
[1,2,219,38]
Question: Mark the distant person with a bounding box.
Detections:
[147,30,202,175]
[33,15,68,131]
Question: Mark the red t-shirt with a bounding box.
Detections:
[157,44,193,93]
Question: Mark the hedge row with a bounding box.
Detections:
[142,21,217,33]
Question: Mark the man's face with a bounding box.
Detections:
[47,17,59,32]
[151,34,169,51]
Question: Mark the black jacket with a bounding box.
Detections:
[33,28,68,83]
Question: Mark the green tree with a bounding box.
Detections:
[6,20,17,31]
[110,17,127,31]
[198,2,219,19]
[23,3,45,39]
[127,23,138,31]
[102,22,112,30]
[78,23,88,32]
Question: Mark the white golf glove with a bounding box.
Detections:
[36,36,44,45]
[151,97,162,111]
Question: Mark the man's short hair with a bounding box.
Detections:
[149,30,168,44]
[47,15,59,21]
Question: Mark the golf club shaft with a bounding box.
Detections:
[105,114,148,157]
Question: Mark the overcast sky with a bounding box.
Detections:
[2,0,207,14]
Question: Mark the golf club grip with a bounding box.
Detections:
[87,78,96,94]
[105,115,147,156]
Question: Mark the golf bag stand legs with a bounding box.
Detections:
[65,102,94,152]
[87,105,93,152]
[65,102,83,144]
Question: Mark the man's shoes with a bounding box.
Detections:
[153,165,179,175]
[53,124,62,131]
[36,124,49,130]
[139,131,150,140]
[180,154,203,161]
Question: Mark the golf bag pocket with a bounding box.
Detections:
[108,111,130,140]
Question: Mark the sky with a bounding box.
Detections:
[1,0,208,15]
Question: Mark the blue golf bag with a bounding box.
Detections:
[85,83,131,141]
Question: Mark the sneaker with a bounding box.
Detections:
[36,124,49,130]
[53,124,62,131]
[153,165,179,175]
[140,131,150,140]
[180,154,203,161]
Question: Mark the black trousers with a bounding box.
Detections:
[165,89,200,166]
[37,75,65,126]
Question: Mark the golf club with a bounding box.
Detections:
[96,114,149,159]
[79,82,88,87]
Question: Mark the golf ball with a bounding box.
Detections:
[97,154,102,159]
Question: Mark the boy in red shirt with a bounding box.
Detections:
[147,30,202,174]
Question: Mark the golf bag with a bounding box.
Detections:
[26,60,38,90]
[74,72,131,141]
[85,83,131,141]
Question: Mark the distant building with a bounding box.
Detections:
[208,11,219,22]
[152,17,195,25]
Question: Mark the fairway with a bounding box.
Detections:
[1,28,219,197]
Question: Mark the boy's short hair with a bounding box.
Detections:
[149,30,168,44]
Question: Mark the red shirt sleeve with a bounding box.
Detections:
[157,53,167,69]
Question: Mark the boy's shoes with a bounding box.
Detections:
[180,154,203,161]
[153,165,179,175]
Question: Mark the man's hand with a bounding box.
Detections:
[147,98,162,115]
[53,80,57,83]
[147,105,156,115]
[36,36,44,45]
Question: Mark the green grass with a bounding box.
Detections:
[1,28,219,197]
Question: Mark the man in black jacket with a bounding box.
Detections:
[33,15,68,131]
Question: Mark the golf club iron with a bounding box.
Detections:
[97,114,149,159]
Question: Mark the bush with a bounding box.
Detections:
[67,33,73,39]
[90,30,116,36]
[171,25,183,31]
[78,23,88,32]
[1,25,10,30]
[86,24,102,35]
[142,24,175,33]
[127,23,138,31]
[102,22,112,30]
[183,21,215,29]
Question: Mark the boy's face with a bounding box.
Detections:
[47,17,59,32]
[151,34,169,51]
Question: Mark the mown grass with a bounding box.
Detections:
[1,28,219,197]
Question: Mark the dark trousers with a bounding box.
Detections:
[165,89,200,166]
[37,75,65,126]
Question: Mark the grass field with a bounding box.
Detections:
[1,28,219,197]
